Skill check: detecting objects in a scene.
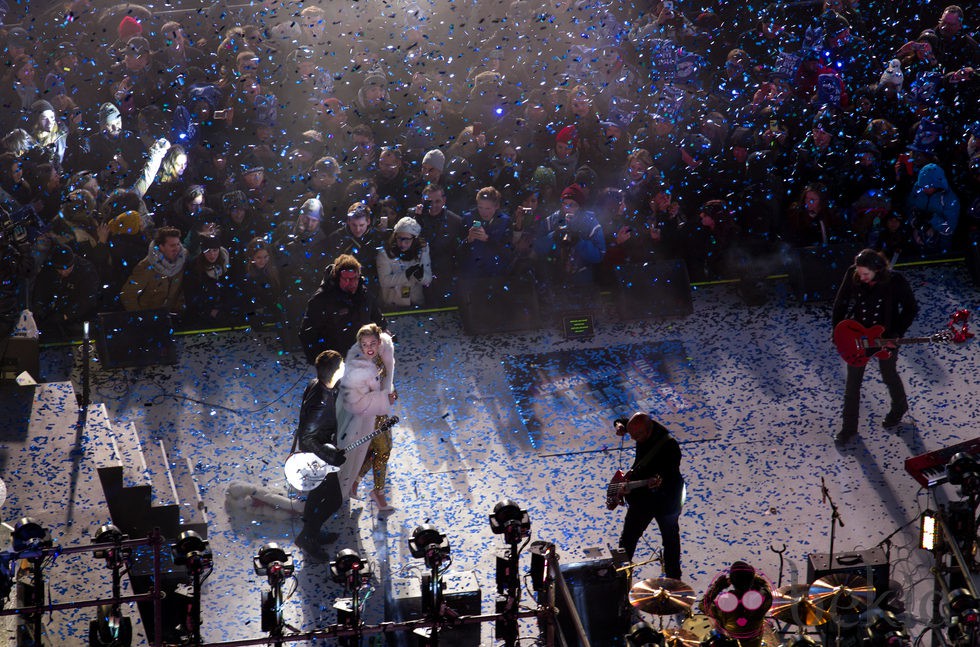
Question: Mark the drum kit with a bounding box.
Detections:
[627,572,877,647]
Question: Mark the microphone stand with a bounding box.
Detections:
[875,514,921,567]
[820,477,844,567]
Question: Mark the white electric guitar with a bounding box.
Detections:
[284,416,399,492]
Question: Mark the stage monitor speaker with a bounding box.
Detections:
[548,557,629,647]
[457,275,540,336]
[788,243,860,303]
[388,571,481,646]
[615,260,693,319]
[95,309,177,369]
[807,547,890,602]
[1,335,39,383]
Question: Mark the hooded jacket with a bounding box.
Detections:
[907,163,960,240]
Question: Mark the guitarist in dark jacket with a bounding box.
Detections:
[832,249,918,444]
[615,412,684,578]
[294,350,347,561]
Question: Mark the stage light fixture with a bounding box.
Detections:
[89,524,133,647]
[864,609,909,647]
[330,548,368,587]
[253,543,294,581]
[409,525,450,569]
[12,517,52,554]
[489,499,531,545]
[171,530,210,567]
[920,510,937,551]
[947,452,980,493]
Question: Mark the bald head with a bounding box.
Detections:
[627,412,653,441]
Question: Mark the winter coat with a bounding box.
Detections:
[299,265,387,363]
[336,332,395,502]
[120,241,188,312]
[907,163,960,247]
[376,244,432,308]
[31,254,101,333]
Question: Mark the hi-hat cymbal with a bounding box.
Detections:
[629,577,696,615]
[809,574,875,614]
[663,628,702,647]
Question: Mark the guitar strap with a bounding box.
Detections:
[631,431,671,474]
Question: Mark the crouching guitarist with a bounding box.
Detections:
[612,412,685,579]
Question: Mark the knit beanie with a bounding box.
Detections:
[393,216,422,237]
[300,198,323,220]
[50,244,75,270]
[422,149,445,172]
[118,15,142,42]
[560,183,586,205]
[108,210,142,235]
[556,125,578,148]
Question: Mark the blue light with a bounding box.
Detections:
[495,107,503,116]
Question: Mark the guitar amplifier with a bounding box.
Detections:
[807,547,890,601]
[387,570,481,646]
[547,556,630,647]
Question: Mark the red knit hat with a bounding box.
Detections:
[556,125,578,148]
[560,183,587,205]
[118,15,143,42]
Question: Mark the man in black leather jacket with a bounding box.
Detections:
[294,349,347,560]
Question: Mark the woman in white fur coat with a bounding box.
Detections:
[336,323,397,510]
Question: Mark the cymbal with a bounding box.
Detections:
[770,599,830,626]
[629,577,696,615]
[770,584,829,626]
[663,628,702,647]
[809,574,875,614]
[682,614,715,640]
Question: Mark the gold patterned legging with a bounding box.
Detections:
[358,419,392,490]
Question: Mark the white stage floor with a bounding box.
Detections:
[2,264,979,645]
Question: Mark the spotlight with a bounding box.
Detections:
[92,524,130,564]
[330,548,369,588]
[12,517,52,554]
[920,510,937,551]
[947,452,980,494]
[255,543,294,639]
[89,524,133,647]
[253,543,295,582]
[864,609,909,647]
[489,499,531,546]
[409,525,450,569]
[171,530,210,567]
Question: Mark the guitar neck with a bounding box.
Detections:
[342,416,398,452]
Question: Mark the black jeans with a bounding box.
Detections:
[302,472,343,535]
[842,352,908,433]
[618,487,683,578]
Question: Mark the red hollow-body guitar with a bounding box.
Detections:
[833,310,972,367]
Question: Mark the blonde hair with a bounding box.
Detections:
[356,323,383,342]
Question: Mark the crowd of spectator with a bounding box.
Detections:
[0,0,978,345]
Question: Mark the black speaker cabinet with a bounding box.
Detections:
[95,309,177,369]
[788,244,860,303]
[548,558,629,647]
[1,335,39,383]
[457,276,540,336]
[387,571,481,646]
[807,547,890,601]
[615,260,693,319]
